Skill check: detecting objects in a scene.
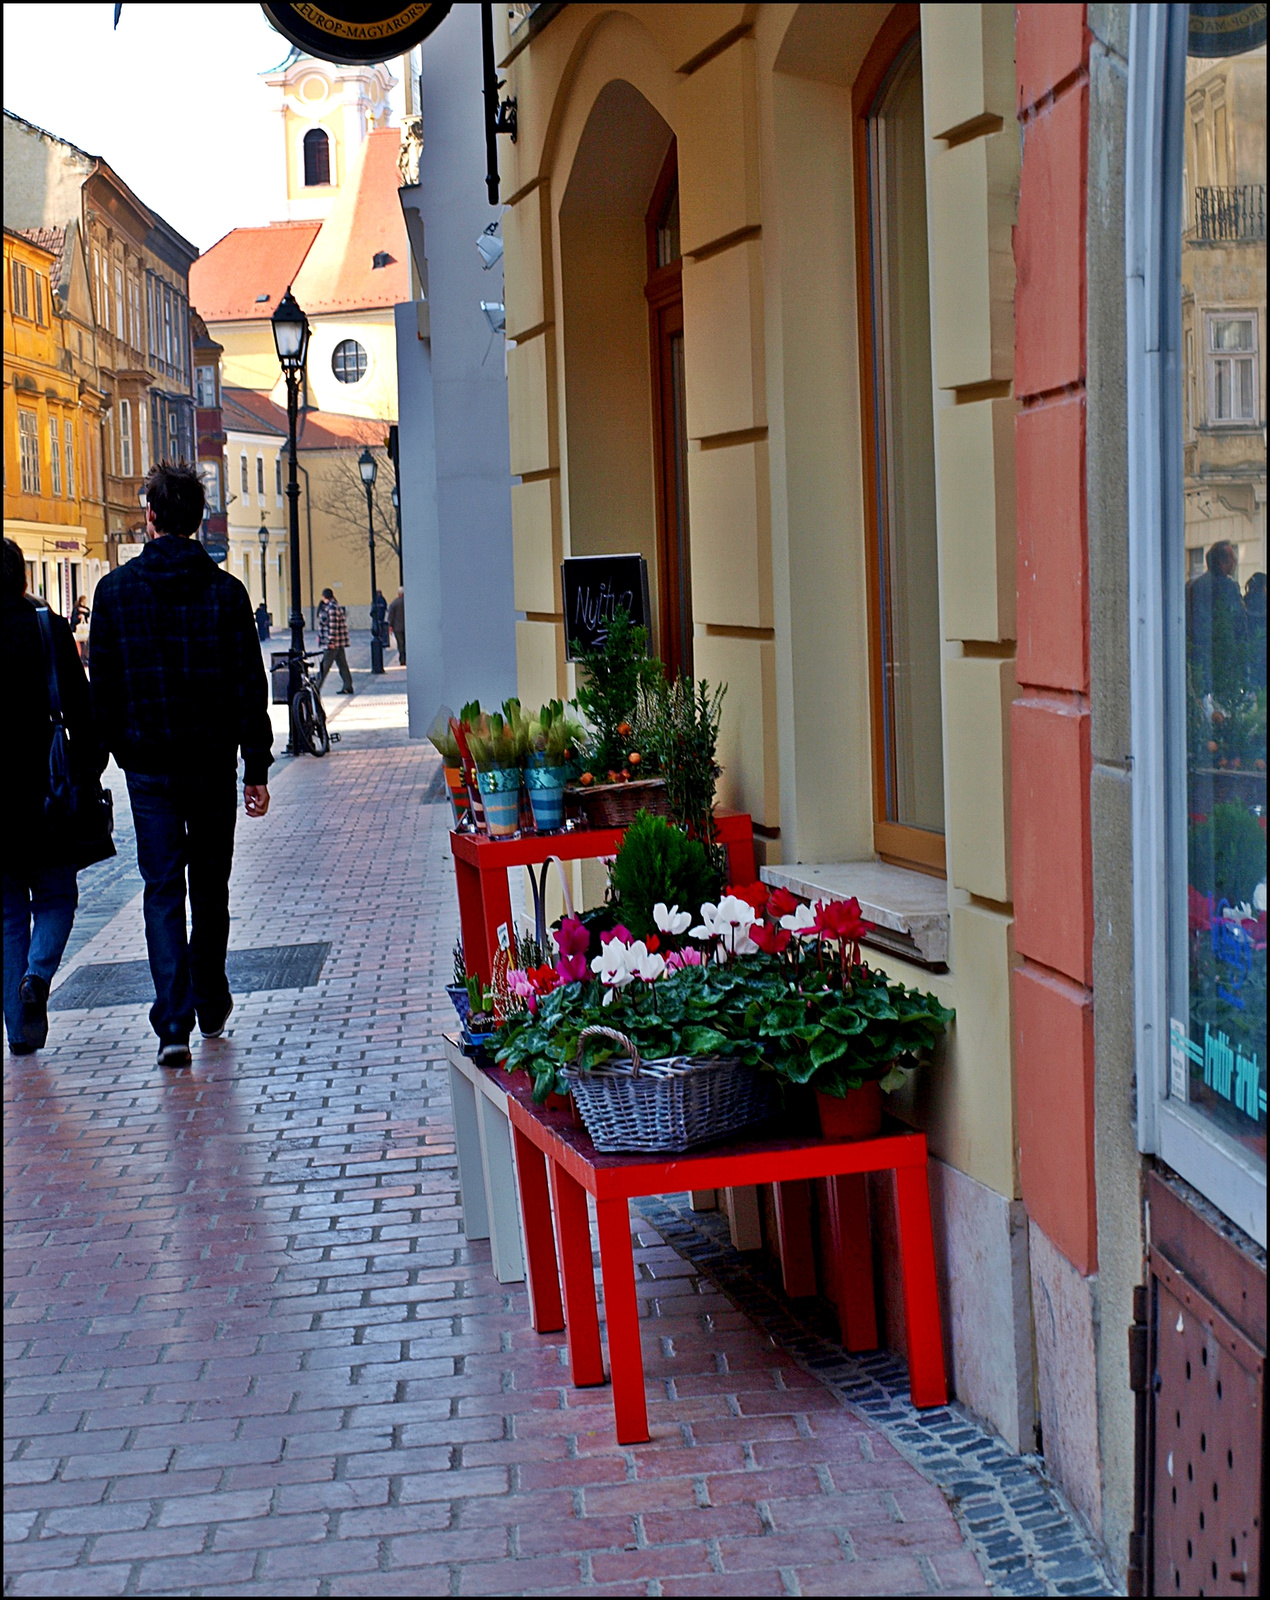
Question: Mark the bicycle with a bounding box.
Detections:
[287,650,333,758]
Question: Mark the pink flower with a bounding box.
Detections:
[556,952,588,984]
[666,948,704,970]
[600,924,633,947]
[556,916,590,959]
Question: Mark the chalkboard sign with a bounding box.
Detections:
[561,555,651,660]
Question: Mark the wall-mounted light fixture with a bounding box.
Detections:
[480,301,506,336]
[476,221,503,270]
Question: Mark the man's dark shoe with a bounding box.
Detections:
[8,1039,38,1056]
[157,1037,192,1068]
[198,996,233,1039]
[18,975,49,1050]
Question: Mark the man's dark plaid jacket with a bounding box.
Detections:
[88,535,274,785]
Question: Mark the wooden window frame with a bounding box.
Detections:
[644,141,693,679]
[303,126,331,188]
[852,3,946,878]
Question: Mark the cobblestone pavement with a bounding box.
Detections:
[4,667,1101,1597]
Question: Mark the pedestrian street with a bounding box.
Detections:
[4,664,1111,1598]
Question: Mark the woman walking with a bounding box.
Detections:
[2,538,106,1055]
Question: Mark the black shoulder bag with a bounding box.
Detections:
[35,607,116,869]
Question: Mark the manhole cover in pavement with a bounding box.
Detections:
[50,942,331,1011]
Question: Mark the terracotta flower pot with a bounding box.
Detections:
[815,1081,882,1140]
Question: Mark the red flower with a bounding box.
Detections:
[528,963,558,996]
[766,886,800,919]
[751,922,791,955]
[646,933,660,952]
[813,897,874,943]
[728,881,769,912]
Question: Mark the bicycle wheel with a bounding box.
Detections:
[292,685,331,757]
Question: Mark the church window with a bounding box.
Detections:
[241,454,249,495]
[332,339,368,384]
[257,455,265,498]
[276,456,283,500]
[303,127,331,187]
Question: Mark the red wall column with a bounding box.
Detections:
[1012,4,1097,1275]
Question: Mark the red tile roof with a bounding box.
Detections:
[222,387,384,450]
[290,128,409,315]
[189,221,320,323]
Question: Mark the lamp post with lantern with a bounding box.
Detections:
[359,446,385,675]
[257,523,270,612]
[270,287,310,742]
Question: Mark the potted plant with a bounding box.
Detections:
[569,607,670,826]
[446,937,471,1022]
[467,699,528,836]
[427,704,477,825]
[525,700,585,832]
[631,676,727,853]
[737,885,956,1137]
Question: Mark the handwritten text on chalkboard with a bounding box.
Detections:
[561,555,651,659]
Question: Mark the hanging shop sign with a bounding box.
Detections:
[1187,3,1266,56]
[561,555,651,661]
[260,2,452,65]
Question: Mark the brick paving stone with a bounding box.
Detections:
[4,667,1064,1597]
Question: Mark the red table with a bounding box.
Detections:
[451,808,757,984]
[492,1064,948,1445]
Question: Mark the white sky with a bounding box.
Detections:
[2,2,406,253]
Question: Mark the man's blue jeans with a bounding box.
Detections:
[127,770,237,1041]
[3,864,78,1048]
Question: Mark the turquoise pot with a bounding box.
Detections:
[477,766,522,835]
[525,763,567,831]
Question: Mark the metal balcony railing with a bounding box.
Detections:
[1193,184,1266,242]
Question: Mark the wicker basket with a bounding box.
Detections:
[560,1026,776,1153]
[564,777,671,829]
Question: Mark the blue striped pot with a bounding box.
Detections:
[476,766,522,835]
[524,763,567,831]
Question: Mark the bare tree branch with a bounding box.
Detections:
[305,417,401,579]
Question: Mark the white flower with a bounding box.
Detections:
[731,927,759,957]
[690,901,723,941]
[715,895,758,931]
[654,902,692,937]
[779,902,819,937]
[627,942,667,983]
[1255,880,1267,913]
[592,941,633,988]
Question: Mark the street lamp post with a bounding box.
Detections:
[359,446,385,675]
[271,287,310,751]
[257,523,270,611]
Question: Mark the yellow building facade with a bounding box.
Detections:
[496,2,1029,1451]
[3,225,107,610]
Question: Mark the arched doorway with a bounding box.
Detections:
[559,79,688,671]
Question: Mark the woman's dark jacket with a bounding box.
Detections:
[4,592,105,866]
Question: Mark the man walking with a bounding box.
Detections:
[387,585,406,666]
[89,461,273,1067]
[316,586,354,695]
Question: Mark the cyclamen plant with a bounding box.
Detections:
[494,885,954,1104]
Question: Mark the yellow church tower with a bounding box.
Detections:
[263,47,397,223]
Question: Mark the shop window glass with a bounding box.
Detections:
[1174,18,1266,1170]
[856,19,944,872]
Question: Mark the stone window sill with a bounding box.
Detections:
[759,861,949,969]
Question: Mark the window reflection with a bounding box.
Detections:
[1177,16,1266,1163]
